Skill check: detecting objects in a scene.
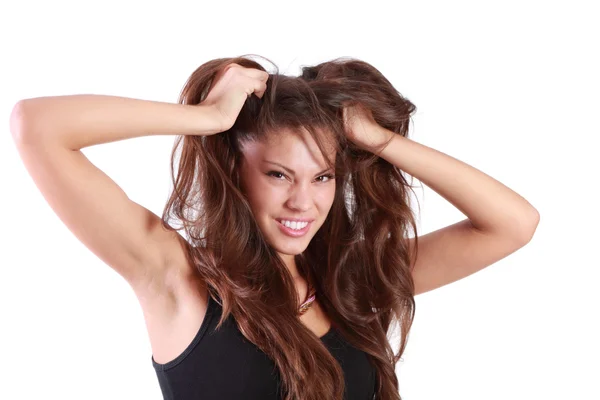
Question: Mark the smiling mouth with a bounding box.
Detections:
[275,219,312,237]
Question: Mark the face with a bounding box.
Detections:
[239,128,337,264]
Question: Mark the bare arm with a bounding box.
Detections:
[9,95,219,296]
[12,94,222,150]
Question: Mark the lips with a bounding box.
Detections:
[275,217,315,223]
[275,218,312,237]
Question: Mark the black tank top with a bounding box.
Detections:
[151,293,377,399]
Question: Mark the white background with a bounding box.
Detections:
[1,1,598,399]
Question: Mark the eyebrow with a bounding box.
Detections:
[262,160,333,176]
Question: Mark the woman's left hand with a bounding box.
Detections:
[342,103,394,153]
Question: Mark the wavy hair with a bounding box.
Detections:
[160,54,420,400]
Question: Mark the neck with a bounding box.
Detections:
[280,253,300,279]
[280,253,313,304]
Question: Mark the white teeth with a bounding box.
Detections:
[280,220,308,230]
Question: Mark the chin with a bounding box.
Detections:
[271,240,310,256]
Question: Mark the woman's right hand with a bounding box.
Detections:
[201,63,269,134]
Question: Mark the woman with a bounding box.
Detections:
[10,55,539,400]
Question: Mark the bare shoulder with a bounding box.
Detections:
[134,235,211,365]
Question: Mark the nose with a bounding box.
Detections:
[286,182,312,212]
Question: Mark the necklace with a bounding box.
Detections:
[298,285,317,316]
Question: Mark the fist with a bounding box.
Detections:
[342,103,392,152]
[201,63,269,133]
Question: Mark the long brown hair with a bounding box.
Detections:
[161,54,420,400]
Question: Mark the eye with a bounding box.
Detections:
[316,174,335,183]
[267,171,286,180]
[266,171,335,183]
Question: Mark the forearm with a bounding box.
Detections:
[11,94,221,150]
[377,131,540,241]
